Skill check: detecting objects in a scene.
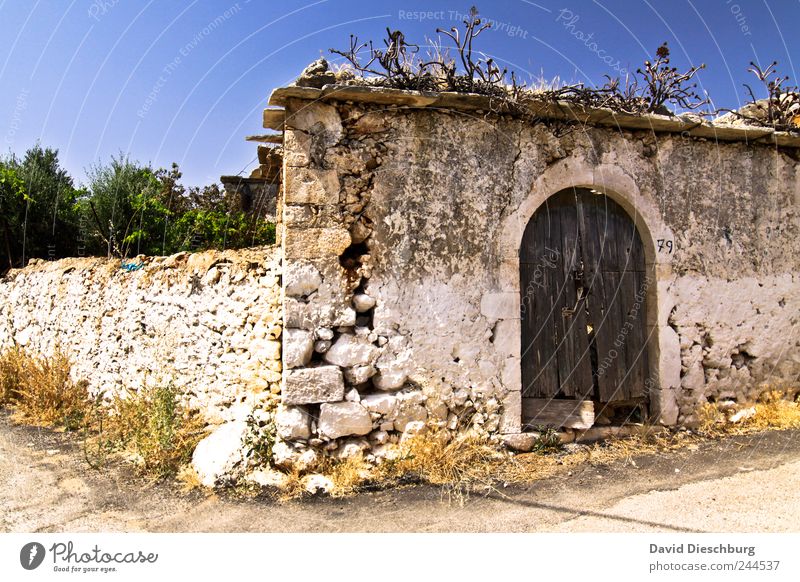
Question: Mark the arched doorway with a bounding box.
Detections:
[519,187,650,428]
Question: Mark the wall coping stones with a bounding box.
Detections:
[269,84,800,148]
[245,134,283,144]
[262,108,286,130]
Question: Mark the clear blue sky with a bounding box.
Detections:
[1,0,797,187]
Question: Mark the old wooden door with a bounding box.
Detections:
[520,188,649,426]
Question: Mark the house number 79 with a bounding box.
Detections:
[657,239,674,253]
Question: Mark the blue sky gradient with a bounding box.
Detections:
[1,0,797,186]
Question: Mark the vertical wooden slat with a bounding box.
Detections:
[555,192,593,398]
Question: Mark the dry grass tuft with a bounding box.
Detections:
[322,454,374,497]
[697,389,800,437]
[380,431,508,488]
[0,347,91,430]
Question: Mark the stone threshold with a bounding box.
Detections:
[268,84,800,149]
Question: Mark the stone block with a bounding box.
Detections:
[283,261,322,298]
[285,168,340,205]
[323,333,380,368]
[492,319,520,357]
[501,357,522,391]
[318,401,373,439]
[284,366,345,405]
[275,405,312,440]
[361,392,397,416]
[284,227,351,259]
[499,390,522,434]
[285,101,343,145]
[283,129,311,167]
[283,328,314,369]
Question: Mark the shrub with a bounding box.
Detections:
[0,146,83,272]
[88,384,206,479]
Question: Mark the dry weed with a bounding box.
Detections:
[85,384,206,479]
[0,347,91,430]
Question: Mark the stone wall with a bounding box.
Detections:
[0,247,283,424]
[273,86,800,457]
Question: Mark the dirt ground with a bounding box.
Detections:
[1,411,799,533]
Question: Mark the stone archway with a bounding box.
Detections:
[493,162,680,434]
[519,187,651,428]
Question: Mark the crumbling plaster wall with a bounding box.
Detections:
[279,94,800,453]
[0,247,283,423]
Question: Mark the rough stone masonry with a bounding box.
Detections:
[0,80,798,484]
[268,82,800,467]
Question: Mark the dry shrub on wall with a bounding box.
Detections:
[0,347,91,430]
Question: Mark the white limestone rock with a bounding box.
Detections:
[361,392,397,416]
[275,405,311,440]
[303,473,334,495]
[353,293,376,312]
[344,364,377,385]
[191,420,247,487]
[318,401,373,439]
[323,334,379,368]
[284,262,322,297]
[283,328,314,368]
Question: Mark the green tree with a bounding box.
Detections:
[0,145,82,271]
[83,155,165,257]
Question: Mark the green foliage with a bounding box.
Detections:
[1,145,275,269]
[83,159,274,257]
[171,208,276,252]
[243,412,276,467]
[529,425,562,453]
[0,145,83,270]
[82,154,163,257]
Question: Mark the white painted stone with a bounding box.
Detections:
[318,401,373,439]
[323,334,379,368]
[275,405,311,440]
[191,420,248,487]
[283,328,314,369]
[284,366,345,405]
